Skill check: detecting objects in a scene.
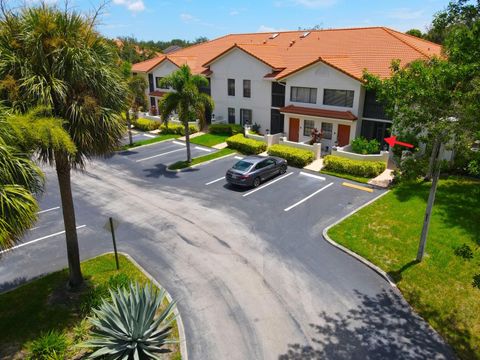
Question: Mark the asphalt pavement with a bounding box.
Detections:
[0,139,454,360]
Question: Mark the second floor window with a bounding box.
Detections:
[323,89,354,107]
[290,86,317,104]
[228,79,235,96]
[243,80,251,98]
[155,77,169,89]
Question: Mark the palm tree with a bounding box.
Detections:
[126,75,148,146]
[158,65,214,162]
[0,106,74,251]
[0,3,127,287]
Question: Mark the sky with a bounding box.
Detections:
[35,0,452,41]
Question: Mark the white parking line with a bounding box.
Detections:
[0,225,87,254]
[284,182,334,212]
[135,148,184,163]
[205,176,225,185]
[172,141,186,146]
[299,172,326,181]
[195,146,213,152]
[243,172,293,197]
[234,156,244,160]
[36,206,60,214]
[143,133,156,138]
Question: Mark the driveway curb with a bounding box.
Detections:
[165,151,237,173]
[322,190,397,287]
[117,252,189,360]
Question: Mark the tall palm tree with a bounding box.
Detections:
[0,3,127,287]
[158,65,214,162]
[0,106,74,251]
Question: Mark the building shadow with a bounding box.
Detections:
[278,289,459,360]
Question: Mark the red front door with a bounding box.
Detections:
[288,118,300,142]
[337,124,350,146]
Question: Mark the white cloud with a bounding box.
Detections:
[180,13,196,23]
[113,0,145,13]
[257,25,287,32]
[275,0,336,8]
[229,10,239,16]
[387,8,424,20]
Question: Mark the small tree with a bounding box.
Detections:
[158,65,214,162]
[364,58,475,261]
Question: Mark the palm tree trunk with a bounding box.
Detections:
[55,151,83,287]
[185,122,192,163]
[126,110,133,146]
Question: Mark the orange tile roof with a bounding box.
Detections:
[280,105,357,121]
[132,27,442,81]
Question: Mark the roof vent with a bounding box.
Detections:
[270,33,279,39]
[300,31,310,38]
[289,40,296,47]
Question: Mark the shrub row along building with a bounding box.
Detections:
[132,27,441,152]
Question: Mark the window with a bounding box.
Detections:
[243,80,251,98]
[265,158,276,166]
[240,109,252,125]
[255,160,268,170]
[303,119,315,137]
[228,79,235,96]
[155,77,167,89]
[150,97,156,107]
[272,82,285,107]
[323,89,354,107]
[290,87,317,104]
[363,90,390,120]
[321,122,332,140]
[228,108,235,124]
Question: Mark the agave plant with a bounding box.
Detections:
[83,282,177,359]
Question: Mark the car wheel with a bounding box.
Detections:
[253,177,261,187]
[280,165,287,174]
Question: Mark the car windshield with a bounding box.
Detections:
[232,160,253,171]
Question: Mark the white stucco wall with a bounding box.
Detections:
[280,62,362,150]
[209,48,272,133]
[150,60,178,91]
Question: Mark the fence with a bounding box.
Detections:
[332,144,389,163]
[134,111,198,126]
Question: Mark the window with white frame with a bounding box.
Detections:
[155,77,168,89]
[323,89,354,107]
[228,79,235,96]
[321,122,333,139]
[303,119,315,136]
[290,87,317,104]
[243,80,251,98]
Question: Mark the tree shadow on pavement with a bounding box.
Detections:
[278,289,457,360]
[142,164,188,179]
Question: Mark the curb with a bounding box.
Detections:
[117,252,189,360]
[322,190,397,287]
[119,137,179,151]
[165,151,237,173]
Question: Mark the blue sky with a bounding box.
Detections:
[60,0,451,41]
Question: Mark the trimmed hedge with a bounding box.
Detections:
[267,144,314,167]
[323,155,386,178]
[209,123,243,135]
[133,118,160,131]
[160,123,198,135]
[226,134,266,155]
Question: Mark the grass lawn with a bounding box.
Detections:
[168,148,236,170]
[190,133,230,147]
[320,169,371,184]
[328,177,480,359]
[120,133,180,150]
[0,254,181,359]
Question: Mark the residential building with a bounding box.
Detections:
[132,27,441,151]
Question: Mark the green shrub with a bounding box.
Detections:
[267,144,314,167]
[82,282,177,359]
[454,244,474,260]
[160,123,198,135]
[27,330,68,360]
[473,274,480,289]
[209,123,243,135]
[351,137,381,154]
[108,273,130,289]
[80,285,108,315]
[323,155,386,178]
[226,134,266,154]
[133,118,160,131]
